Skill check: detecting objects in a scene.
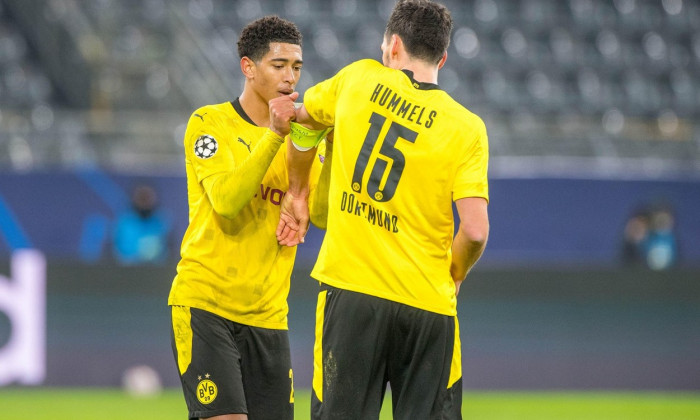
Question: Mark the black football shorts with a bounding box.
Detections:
[170,306,294,420]
[311,283,462,420]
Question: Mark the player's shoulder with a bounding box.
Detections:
[353,58,382,69]
[340,59,383,77]
[188,102,235,126]
[459,103,486,129]
[438,95,485,128]
[183,102,234,147]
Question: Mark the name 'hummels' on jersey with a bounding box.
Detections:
[369,83,438,128]
[303,59,489,317]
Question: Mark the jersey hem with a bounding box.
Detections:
[310,274,457,316]
[452,191,489,203]
[168,299,288,330]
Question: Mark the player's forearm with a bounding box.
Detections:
[309,141,332,229]
[450,222,489,285]
[204,130,284,219]
[286,138,317,198]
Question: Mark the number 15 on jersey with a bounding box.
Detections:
[352,113,418,203]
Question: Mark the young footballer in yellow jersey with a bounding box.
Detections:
[168,16,329,420]
[277,1,489,419]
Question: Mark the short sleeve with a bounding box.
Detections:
[303,60,370,127]
[452,116,489,202]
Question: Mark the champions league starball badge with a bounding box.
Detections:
[194,135,218,159]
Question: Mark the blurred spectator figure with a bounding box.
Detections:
[112,184,171,264]
[621,208,650,267]
[644,204,678,271]
[621,203,678,270]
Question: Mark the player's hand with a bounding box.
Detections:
[269,92,299,138]
[276,189,310,247]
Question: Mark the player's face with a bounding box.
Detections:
[251,42,302,103]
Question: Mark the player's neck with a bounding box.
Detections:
[402,64,439,85]
[239,89,271,128]
[394,56,439,85]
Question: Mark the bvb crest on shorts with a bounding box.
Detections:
[196,374,218,404]
[194,135,218,159]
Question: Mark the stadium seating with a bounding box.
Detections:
[0,0,698,172]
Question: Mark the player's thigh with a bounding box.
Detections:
[389,307,462,420]
[312,284,391,420]
[235,324,294,420]
[171,306,248,419]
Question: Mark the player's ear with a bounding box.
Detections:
[437,51,447,69]
[241,56,256,78]
[391,34,401,58]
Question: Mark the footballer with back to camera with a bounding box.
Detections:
[168,16,331,420]
[278,0,489,419]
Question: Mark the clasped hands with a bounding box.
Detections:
[276,189,310,247]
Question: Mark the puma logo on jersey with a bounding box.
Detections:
[194,112,208,121]
[238,137,252,153]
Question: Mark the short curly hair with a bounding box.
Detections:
[385,0,452,64]
[237,16,302,62]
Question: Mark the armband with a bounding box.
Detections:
[290,122,332,152]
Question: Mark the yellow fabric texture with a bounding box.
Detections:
[448,316,462,388]
[202,129,284,219]
[168,101,325,329]
[171,306,193,375]
[312,290,328,402]
[304,59,489,316]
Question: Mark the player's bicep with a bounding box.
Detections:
[455,197,489,232]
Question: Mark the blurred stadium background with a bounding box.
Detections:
[0,0,699,414]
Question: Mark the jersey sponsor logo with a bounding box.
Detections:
[194,135,218,159]
[254,184,286,206]
[369,83,437,128]
[340,190,399,233]
[194,112,207,121]
[196,374,218,404]
[237,137,252,153]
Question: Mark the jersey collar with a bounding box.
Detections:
[231,97,257,126]
[401,69,441,91]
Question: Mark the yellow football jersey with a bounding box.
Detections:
[168,99,324,329]
[304,59,489,316]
